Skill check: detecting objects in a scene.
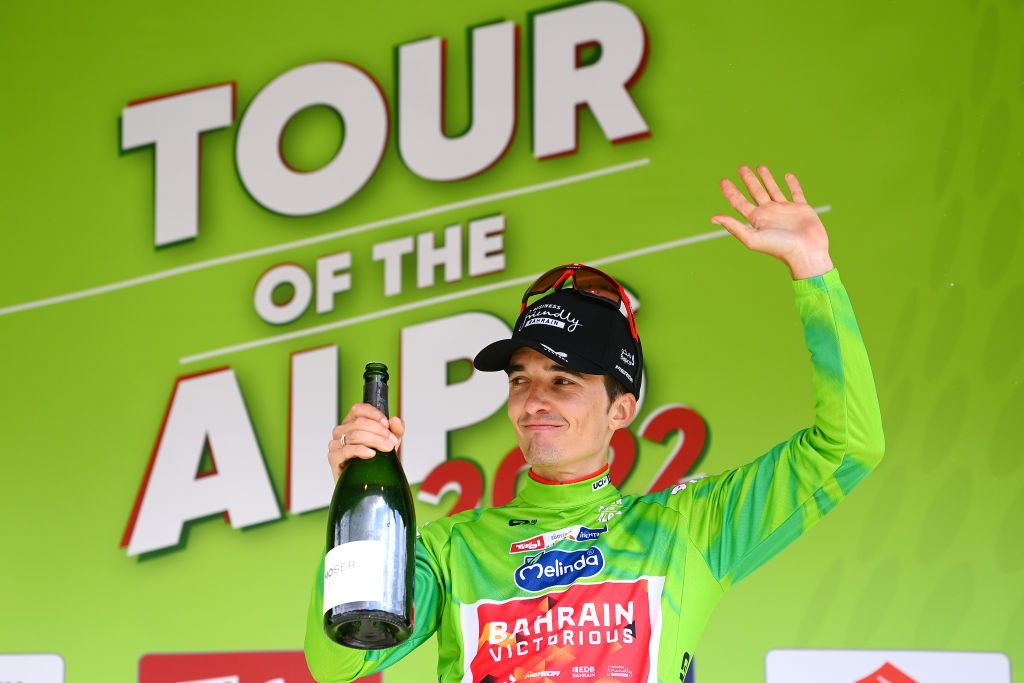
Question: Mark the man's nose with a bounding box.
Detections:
[524,382,551,413]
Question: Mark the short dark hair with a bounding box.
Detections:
[603,374,627,406]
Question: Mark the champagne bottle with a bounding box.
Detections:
[323,362,415,649]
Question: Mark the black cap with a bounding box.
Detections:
[473,288,643,396]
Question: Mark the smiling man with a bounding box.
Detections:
[305,165,885,682]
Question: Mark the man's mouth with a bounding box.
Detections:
[521,422,564,431]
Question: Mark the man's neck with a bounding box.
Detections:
[529,461,609,484]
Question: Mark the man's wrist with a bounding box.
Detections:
[786,251,834,280]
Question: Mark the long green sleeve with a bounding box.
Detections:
[666,267,886,588]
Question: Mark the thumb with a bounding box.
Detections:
[390,416,405,440]
[712,215,758,249]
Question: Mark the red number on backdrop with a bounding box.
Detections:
[491,447,529,507]
[417,459,484,516]
[423,406,707,511]
[641,404,708,493]
[608,428,636,487]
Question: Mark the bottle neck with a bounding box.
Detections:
[363,378,389,417]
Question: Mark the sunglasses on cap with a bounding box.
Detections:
[520,263,638,340]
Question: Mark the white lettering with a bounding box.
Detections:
[253,263,313,325]
[124,369,281,556]
[236,62,387,216]
[468,215,506,277]
[398,22,517,180]
[417,224,462,289]
[121,84,234,246]
[533,1,649,158]
[489,620,508,646]
[400,313,509,482]
[288,346,338,514]
[315,251,353,314]
[372,236,416,297]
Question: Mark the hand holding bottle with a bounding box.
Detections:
[323,363,415,649]
[328,405,405,481]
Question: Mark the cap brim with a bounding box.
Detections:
[473,338,606,375]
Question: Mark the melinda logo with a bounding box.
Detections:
[514,548,604,592]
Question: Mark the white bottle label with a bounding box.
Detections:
[323,540,387,614]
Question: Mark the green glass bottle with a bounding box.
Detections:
[322,362,415,649]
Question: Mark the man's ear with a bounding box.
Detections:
[608,392,637,431]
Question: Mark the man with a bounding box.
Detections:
[305,165,885,682]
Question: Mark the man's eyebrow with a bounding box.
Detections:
[506,362,586,378]
[549,364,585,377]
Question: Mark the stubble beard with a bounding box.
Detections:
[522,438,563,468]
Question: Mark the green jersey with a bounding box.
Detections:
[304,268,885,683]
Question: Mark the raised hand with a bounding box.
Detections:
[711,165,834,279]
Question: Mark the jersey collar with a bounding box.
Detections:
[517,465,621,509]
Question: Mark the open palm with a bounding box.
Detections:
[712,165,833,279]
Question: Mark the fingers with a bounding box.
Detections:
[785,172,807,204]
[389,416,405,440]
[756,165,787,202]
[338,416,399,451]
[328,442,375,480]
[711,214,758,249]
[720,178,756,220]
[738,165,771,205]
[341,402,389,427]
[327,404,404,481]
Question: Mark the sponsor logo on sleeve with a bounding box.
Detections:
[670,475,706,495]
[509,524,608,553]
[508,518,537,526]
[514,548,605,592]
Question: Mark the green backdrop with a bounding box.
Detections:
[1,0,1021,680]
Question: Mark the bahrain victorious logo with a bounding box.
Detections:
[857,662,918,683]
[466,577,662,683]
[514,548,604,592]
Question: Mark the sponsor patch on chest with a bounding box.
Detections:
[461,577,665,683]
[514,548,605,592]
[509,524,608,554]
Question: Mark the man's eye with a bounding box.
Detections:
[554,377,574,385]
[509,377,526,386]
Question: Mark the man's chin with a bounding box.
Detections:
[520,441,563,467]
